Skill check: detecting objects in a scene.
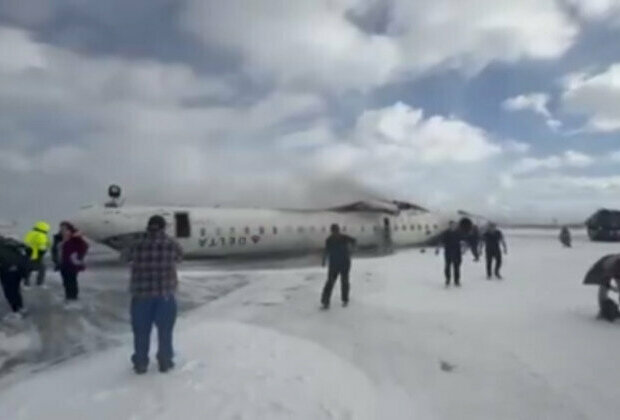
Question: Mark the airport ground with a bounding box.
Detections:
[0,229,619,419]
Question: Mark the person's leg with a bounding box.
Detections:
[36,260,46,286]
[340,264,351,304]
[444,256,451,286]
[72,272,80,300]
[66,271,78,300]
[1,272,18,312]
[155,295,177,372]
[60,269,70,300]
[321,267,338,307]
[23,262,34,287]
[494,252,503,278]
[131,297,155,372]
[13,272,23,312]
[471,241,479,261]
[485,251,492,279]
[7,271,23,312]
[454,259,461,286]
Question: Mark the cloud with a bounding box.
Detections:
[564,0,620,24]
[503,93,552,117]
[354,102,502,163]
[502,93,562,130]
[183,0,578,91]
[504,140,531,154]
[562,63,620,132]
[511,150,594,175]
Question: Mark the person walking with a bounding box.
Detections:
[125,215,183,374]
[58,222,89,304]
[0,236,30,319]
[437,221,464,287]
[482,223,507,279]
[23,221,50,287]
[468,224,481,262]
[559,226,572,248]
[321,224,356,309]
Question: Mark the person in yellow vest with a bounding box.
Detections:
[23,221,51,287]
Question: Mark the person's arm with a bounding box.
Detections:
[174,240,184,263]
[69,252,83,267]
[347,235,357,251]
[435,232,444,255]
[322,239,329,266]
[25,233,40,260]
[500,232,508,254]
[121,243,134,263]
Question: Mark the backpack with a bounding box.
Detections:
[600,298,619,322]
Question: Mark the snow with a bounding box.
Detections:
[1,230,620,419]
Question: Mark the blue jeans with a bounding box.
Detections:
[130,295,177,369]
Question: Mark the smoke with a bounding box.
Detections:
[116,171,389,210]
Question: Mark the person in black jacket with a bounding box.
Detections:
[51,222,67,271]
[467,224,481,261]
[0,236,30,318]
[482,223,507,279]
[321,224,356,309]
[437,221,465,287]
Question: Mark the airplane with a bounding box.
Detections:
[72,185,464,258]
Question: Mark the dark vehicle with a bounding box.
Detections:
[586,209,620,241]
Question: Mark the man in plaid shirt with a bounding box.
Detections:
[125,215,183,374]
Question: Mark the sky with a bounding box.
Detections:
[1,0,620,226]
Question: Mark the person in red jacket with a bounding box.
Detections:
[58,222,89,304]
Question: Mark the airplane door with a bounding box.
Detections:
[174,212,191,238]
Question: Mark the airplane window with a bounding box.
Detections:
[200,228,206,237]
[342,226,347,232]
[321,226,326,232]
[244,227,250,234]
[402,225,407,231]
[394,225,399,231]
[216,227,222,235]
[417,225,422,230]
[272,227,278,235]
[433,224,438,230]
[410,225,415,230]
[310,226,315,232]
[259,226,265,234]
[297,226,305,233]
[230,227,236,234]
[361,226,365,232]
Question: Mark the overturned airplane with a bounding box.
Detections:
[72,186,460,258]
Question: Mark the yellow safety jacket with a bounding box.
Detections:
[24,221,50,261]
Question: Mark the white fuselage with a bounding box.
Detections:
[73,204,451,258]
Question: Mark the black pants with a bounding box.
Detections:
[61,269,79,300]
[321,263,351,306]
[486,250,502,278]
[1,269,24,312]
[444,256,461,286]
[25,257,46,286]
[469,240,480,261]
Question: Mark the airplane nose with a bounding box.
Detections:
[71,206,96,236]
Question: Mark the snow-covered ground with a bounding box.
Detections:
[1,230,619,419]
